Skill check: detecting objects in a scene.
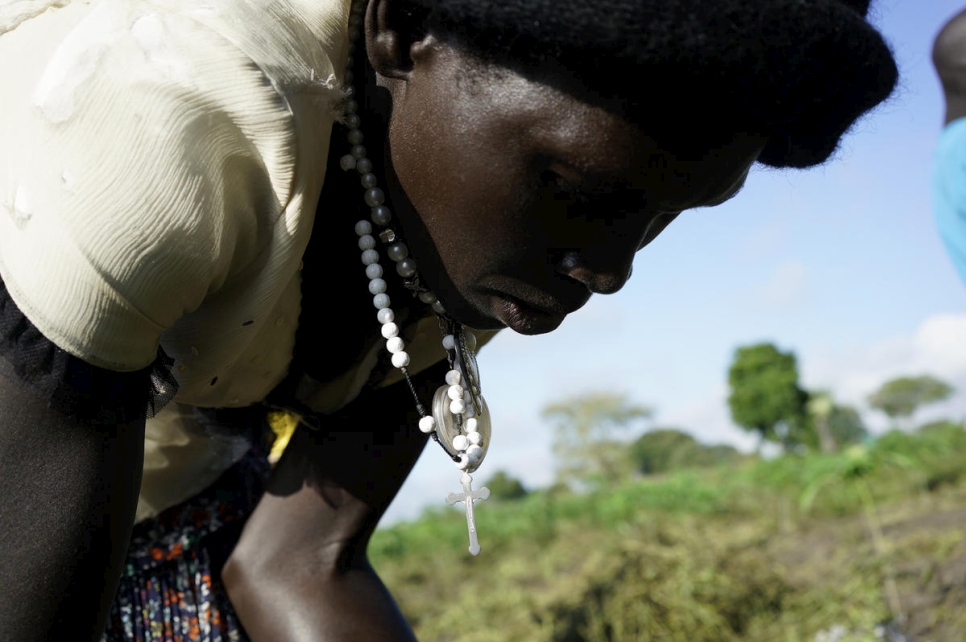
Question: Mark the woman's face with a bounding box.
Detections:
[379,43,765,335]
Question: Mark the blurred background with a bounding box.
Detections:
[372,1,966,640]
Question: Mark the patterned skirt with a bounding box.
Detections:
[101,447,270,642]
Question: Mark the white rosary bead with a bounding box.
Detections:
[355,220,372,236]
[377,308,394,324]
[418,416,436,434]
[381,322,399,339]
[442,334,456,351]
[445,370,461,386]
[449,398,466,415]
[365,263,383,280]
[345,99,358,114]
[345,114,361,129]
[386,337,405,353]
[347,129,364,145]
[465,404,476,418]
[447,385,464,401]
[465,417,478,432]
[418,291,437,304]
[455,454,470,470]
[351,144,366,158]
[340,154,357,171]
[466,444,483,463]
[467,431,483,445]
[361,249,380,265]
[358,234,376,251]
[360,173,378,189]
[391,351,410,368]
[373,293,391,309]
[355,157,373,174]
[452,434,469,452]
[368,278,387,295]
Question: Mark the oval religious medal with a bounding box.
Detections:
[431,384,492,472]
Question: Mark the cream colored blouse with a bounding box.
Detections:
[0,0,420,521]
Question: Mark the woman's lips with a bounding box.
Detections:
[492,295,568,335]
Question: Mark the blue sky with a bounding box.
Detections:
[384,0,966,524]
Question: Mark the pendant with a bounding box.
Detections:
[446,472,490,556]
[432,385,491,472]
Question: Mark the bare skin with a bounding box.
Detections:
[933,8,966,125]
[0,0,766,640]
[223,1,764,640]
[0,371,144,641]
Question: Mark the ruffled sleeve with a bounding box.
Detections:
[0,274,178,423]
[0,0,298,373]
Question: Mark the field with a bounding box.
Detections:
[370,423,966,641]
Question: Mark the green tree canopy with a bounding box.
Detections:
[630,428,741,475]
[727,343,809,450]
[543,392,652,489]
[483,471,528,501]
[827,404,869,447]
[867,375,954,424]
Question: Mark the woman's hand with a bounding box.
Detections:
[222,363,446,641]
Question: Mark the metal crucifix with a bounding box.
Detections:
[446,472,490,556]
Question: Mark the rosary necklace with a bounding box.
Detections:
[337,0,491,556]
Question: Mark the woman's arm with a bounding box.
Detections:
[0,370,145,641]
[223,363,449,641]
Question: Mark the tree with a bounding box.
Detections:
[629,428,741,475]
[484,471,528,501]
[630,428,697,474]
[543,392,652,489]
[827,404,869,447]
[727,343,809,451]
[806,391,869,453]
[867,375,954,428]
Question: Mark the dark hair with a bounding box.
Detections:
[397,0,898,168]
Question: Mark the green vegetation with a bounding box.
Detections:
[483,470,528,501]
[372,421,966,642]
[629,428,743,475]
[867,375,955,427]
[727,343,810,450]
[543,392,652,490]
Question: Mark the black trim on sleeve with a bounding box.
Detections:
[0,274,178,424]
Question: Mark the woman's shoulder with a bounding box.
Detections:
[0,0,347,373]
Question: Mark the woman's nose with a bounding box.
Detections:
[554,251,633,295]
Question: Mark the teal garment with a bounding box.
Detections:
[934,117,966,286]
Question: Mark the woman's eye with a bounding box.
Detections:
[541,171,590,204]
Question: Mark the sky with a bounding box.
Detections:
[383,0,966,524]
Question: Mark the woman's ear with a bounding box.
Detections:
[365,0,435,81]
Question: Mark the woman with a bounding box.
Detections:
[0,0,897,639]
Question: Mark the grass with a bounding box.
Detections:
[370,423,966,641]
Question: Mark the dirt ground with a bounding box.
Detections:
[773,488,966,642]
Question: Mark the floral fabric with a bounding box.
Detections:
[101,445,270,642]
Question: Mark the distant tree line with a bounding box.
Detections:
[726,342,954,453]
[486,342,959,495]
